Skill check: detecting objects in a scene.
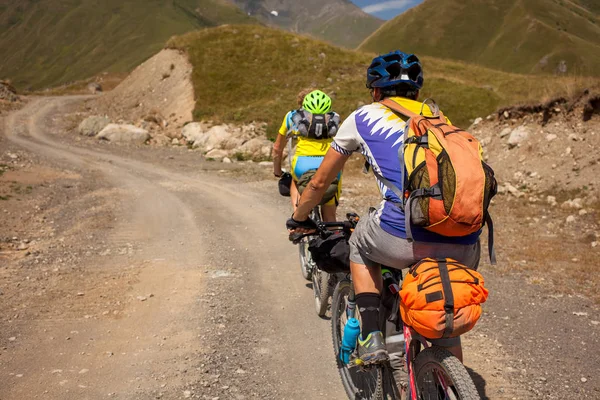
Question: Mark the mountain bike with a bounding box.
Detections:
[331,269,480,400]
[295,212,358,318]
[296,206,336,317]
[294,215,480,399]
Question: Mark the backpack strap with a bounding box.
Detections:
[485,213,497,265]
[380,98,419,119]
[370,167,414,240]
[371,168,405,205]
[380,98,446,122]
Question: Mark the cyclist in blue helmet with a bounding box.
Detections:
[286,51,480,365]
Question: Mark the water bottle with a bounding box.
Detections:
[340,318,361,364]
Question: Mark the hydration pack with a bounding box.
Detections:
[291,110,340,139]
[373,98,498,263]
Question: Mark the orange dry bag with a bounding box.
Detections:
[400,258,488,339]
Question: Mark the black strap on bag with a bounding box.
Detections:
[437,260,455,338]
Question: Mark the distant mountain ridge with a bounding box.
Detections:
[226,0,383,48]
[0,0,383,89]
[0,0,254,90]
[359,0,600,76]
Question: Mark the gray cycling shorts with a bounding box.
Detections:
[349,209,481,271]
[349,209,480,348]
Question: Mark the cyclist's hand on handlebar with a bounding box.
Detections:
[286,215,318,235]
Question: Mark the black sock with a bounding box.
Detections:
[355,292,381,338]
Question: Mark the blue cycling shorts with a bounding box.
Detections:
[291,155,342,206]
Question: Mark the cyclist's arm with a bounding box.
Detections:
[273,112,292,177]
[272,133,287,177]
[293,148,350,221]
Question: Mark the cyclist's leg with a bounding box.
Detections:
[290,179,300,212]
[290,155,301,212]
[321,175,341,222]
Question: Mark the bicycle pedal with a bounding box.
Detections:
[347,356,364,368]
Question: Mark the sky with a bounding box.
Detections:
[351,0,424,20]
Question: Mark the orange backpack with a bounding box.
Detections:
[400,258,488,339]
[377,99,497,263]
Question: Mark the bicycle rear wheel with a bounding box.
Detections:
[413,347,479,400]
[332,279,402,399]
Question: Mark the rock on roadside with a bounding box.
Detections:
[205,149,228,161]
[238,138,272,160]
[78,116,110,137]
[507,126,530,148]
[182,123,272,160]
[97,124,150,144]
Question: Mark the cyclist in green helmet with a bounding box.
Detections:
[272,89,342,221]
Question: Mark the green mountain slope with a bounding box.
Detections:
[226,0,383,48]
[0,0,254,90]
[358,0,600,76]
[167,25,598,137]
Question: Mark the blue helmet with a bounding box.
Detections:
[366,50,424,90]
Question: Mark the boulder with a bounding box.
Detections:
[164,129,183,140]
[183,124,234,150]
[97,124,149,144]
[499,127,511,138]
[87,82,102,94]
[507,126,529,148]
[182,122,205,143]
[205,149,228,160]
[78,116,110,137]
[504,183,524,198]
[561,198,583,210]
[238,138,272,160]
[220,136,245,150]
[151,134,171,146]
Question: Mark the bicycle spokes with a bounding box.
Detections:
[419,368,459,400]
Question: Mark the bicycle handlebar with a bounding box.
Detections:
[288,213,359,244]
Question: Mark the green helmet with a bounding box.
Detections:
[302,90,332,114]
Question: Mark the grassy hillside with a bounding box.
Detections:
[0,0,254,90]
[168,25,599,137]
[226,0,383,48]
[359,0,600,77]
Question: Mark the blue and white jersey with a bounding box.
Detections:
[332,97,480,245]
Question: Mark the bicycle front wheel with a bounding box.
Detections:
[414,347,480,400]
[312,268,331,317]
[331,279,383,399]
[298,237,312,281]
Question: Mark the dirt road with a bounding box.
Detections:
[1,97,599,399]
[1,97,347,399]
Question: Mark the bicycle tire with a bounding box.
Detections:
[298,207,322,281]
[413,347,480,400]
[331,279,384,400]
[313,268,331,317]
[298,238,312,281]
